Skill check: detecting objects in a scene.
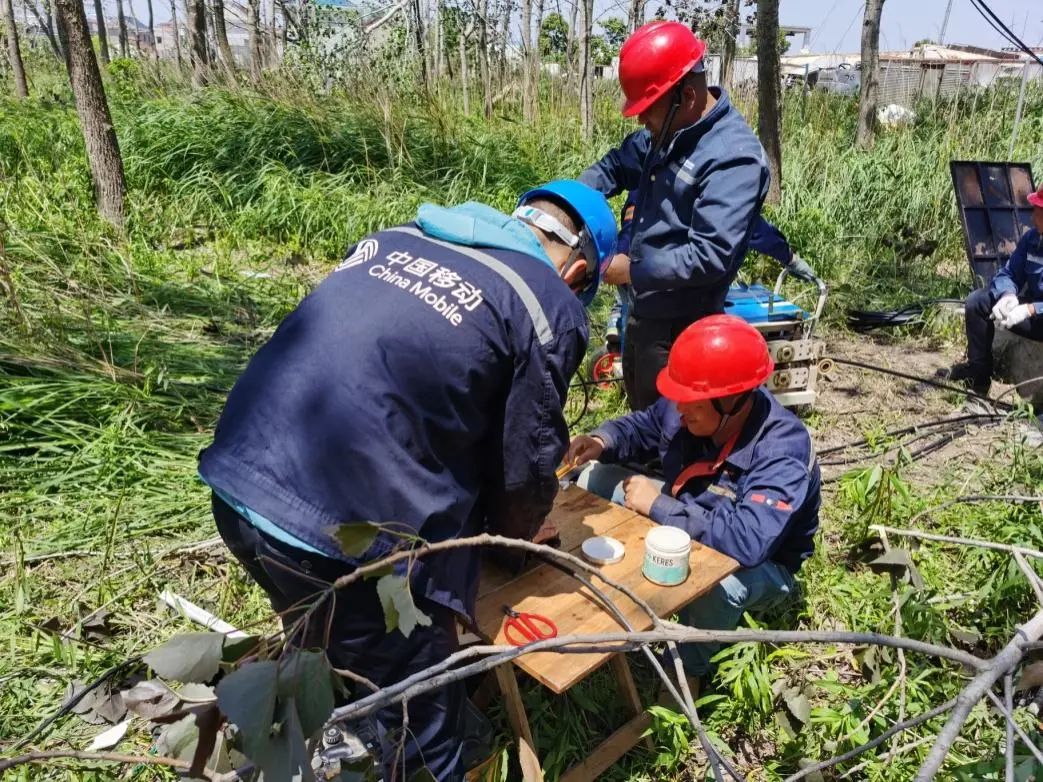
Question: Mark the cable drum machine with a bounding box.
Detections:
[588,269,830,411]
[725,269,831,409]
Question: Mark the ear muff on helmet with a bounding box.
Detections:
[516,180,617,308]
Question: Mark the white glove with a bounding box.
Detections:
[991,294,1018,322]
[1000,302,1035,330]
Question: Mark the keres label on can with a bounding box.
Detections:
[642,549,690,585]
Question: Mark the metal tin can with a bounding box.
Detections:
[642,526,692,586]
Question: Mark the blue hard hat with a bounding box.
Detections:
[518,179,617,306]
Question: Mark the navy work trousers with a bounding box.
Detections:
[212,495,466,782]
[965,288,1043,375]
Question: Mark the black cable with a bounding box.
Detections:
[845,298,965,333]
[817,412,1005,456]
[968,0,1043,68]
[967,0,1029,55]
[830,357,1013,411]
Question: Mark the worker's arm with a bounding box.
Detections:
[648,452,813,568]
[748,216,792,265]
[578,131,650,198]
[589,398,669,466]
[615,192,639,256]
[484,325,588,541]
[629,152,768,292]
[989,233,1029,300]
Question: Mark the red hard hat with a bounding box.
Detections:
[619,21,707,117]
[1028,182,1043,208]
[657,315,774,403]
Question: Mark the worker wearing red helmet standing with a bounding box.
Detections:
[579,21,771,411]
[942,183,1043,395]
[567,316,821,680]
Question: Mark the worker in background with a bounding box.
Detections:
[943,183,1043,395]
[567,315,821,681]
[580,21,770,410]
[198,180,616,782]
[603,189,816,372]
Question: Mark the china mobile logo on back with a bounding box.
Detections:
[336,239,380,271]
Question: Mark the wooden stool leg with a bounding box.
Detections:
[609,655,654,751]
[494,663,544,782]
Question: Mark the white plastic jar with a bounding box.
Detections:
[642,526,692,586]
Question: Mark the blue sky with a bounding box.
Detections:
[777,0,1041,54]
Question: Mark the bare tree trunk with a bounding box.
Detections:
[626,0,643,33]
[565,0,576,77]
[478,0,491,117]
[411,0,427,87]
[210,0,235,72]
[520,0,533,120]
[54,0,126,227]
[532,0,543,112]
[247,0,261,78]
[263,0,275,66]
[856,0,885,149]
[495,0,509,81]
[756,0,781,203]
[186,0,209,85]
[2,0,28,97]
[170,0,183,68]
[115,0,128,56]
[577,0,592,138]
[145,0,156,57]
[27,1,63,60]
[91,0,109,63]
[459,24,469,113]
[720,0,738,91]
[129,0,142,54]
[431,0,441,81]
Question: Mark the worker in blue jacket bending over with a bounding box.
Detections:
[566,315,821,681]
[198,180,616,781]
[943,183,1043,395]
[579,21,770,410]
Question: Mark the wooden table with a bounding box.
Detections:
[473,487,739,782]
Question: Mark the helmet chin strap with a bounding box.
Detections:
[710,391,751,440]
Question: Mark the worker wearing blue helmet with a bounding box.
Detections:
[198,180,614,781]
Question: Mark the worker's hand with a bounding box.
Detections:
[991,294,1019,323]
[622,475,662,516]
[785,254,817,283]
[602,254,632,286]
[566,435,605,467]
[1000,302,1035,330]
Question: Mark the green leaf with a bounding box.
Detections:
[251,697,315,782]
[328,522,380,558]
[215,660,279,760]
[144,632,225,683]
[156,714,200,761]
[277,651,336,738]
[376,574,432,638]
[123,679,181,720]
[221,634,262,663]
[783,687,811,724]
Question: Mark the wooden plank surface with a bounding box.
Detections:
[475,487,739,694]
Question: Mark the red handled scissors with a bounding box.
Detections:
[502,605,558,646]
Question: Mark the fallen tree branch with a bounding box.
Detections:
[783,698,957,782]
[985,688,1043,767]
[903,494,1043,528]
[868,524,1043,560]
[838,736,933,779]
[0,749,224,779]
[1013,550,1043,607]
[328,625,984,726]
[914,608,1043,780]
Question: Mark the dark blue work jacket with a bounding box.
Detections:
[990,229,1043,304]
[617,191,792,266]
[580,88,770,320]
[591,389,820,572]
[199,220,588,618]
